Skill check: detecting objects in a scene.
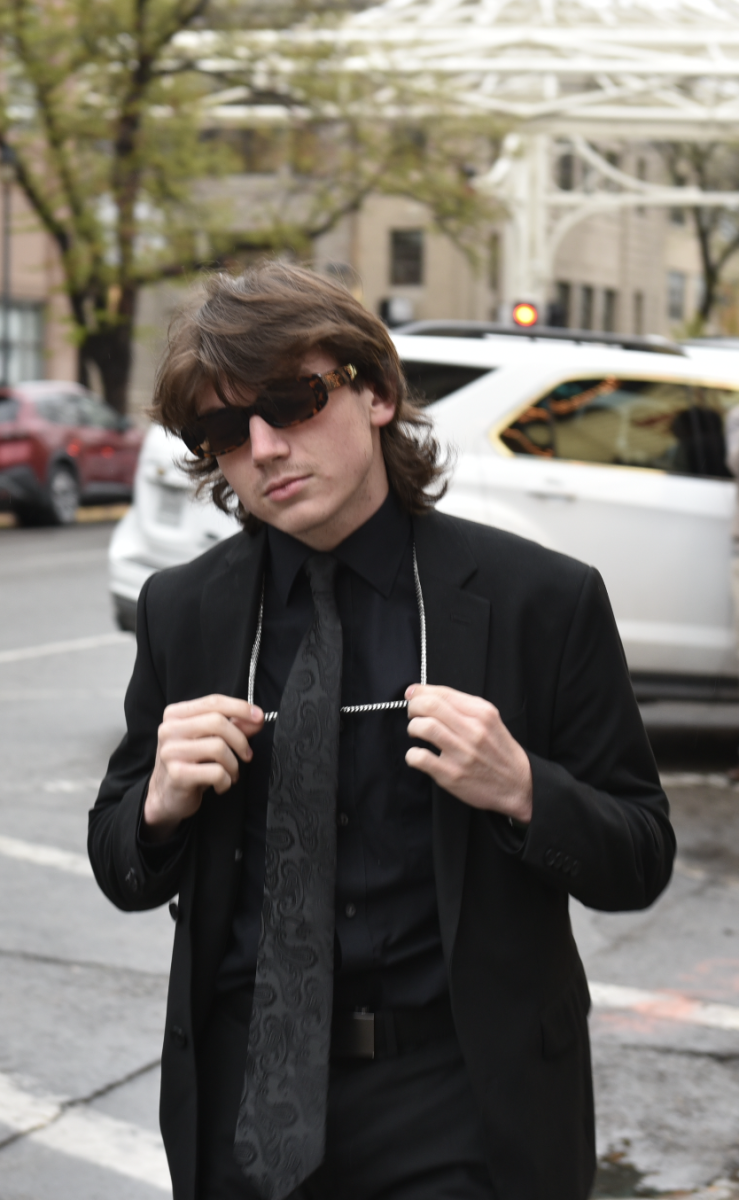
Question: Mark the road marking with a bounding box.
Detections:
[590,982,739,1032]
[0,633,132,664]
[43,778,102,793]
[0,835,92,877]
[661,772,739,789]
[0,1072,60,1134]
[34,1108,170,1190]
[0,1072,169,1191]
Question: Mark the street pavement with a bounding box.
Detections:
[0,519,738,1199]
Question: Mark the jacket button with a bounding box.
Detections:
[570,859,581,877]
[124,867,140,894]
[170,1025,188,1049]
[338,813,349,827]
[345,903,357,919]
[545,848,556,867]
[235,848,243,862]
[553,851,563,869]
[168,901,180,922]
[562,856,572,874]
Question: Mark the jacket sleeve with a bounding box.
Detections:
[87,576,192,912]
[514,566,675,911]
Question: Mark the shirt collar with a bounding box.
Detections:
[266,490,411,605]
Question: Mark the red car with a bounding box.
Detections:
[0,380,144,525]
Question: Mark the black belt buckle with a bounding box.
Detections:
[333,1010,375,1059]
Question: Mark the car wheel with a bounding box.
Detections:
[46,464,80,525]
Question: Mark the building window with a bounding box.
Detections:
[634,291,644,335]
[0,302,44,383]
[488,233,501,292]
[580,285,594,330]
[667,271,686,322]
[390,230,424,286]
[551,282,571,327]
[603,289,618,333]
[636,157,648,217]
[557,153,575,191]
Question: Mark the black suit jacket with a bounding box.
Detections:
[88,510,675,1200]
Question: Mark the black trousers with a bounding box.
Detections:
[197,991,497,1200]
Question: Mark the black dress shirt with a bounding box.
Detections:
[215,491,448,1011]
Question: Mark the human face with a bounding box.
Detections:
[197,351,396,550]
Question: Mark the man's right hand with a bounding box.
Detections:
[143,695,264,842]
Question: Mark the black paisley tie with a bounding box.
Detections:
[234,554,342,1200]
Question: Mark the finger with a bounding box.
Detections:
[405,684,495,723]
[162,737,241,782]
[406,715,464,756]
[164,695,263,729]
[162,759,236,796]
[405,745,449,786]
[160,712,254,760]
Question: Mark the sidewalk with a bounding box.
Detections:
[0,505,129,529]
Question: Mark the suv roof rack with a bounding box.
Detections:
[394,320,686,358]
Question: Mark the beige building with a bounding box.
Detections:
[0,183,75,385]
[0,155,725,414]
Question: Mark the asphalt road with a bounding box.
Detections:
[0,520,738,1200]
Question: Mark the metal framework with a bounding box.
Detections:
[179,0,739,306]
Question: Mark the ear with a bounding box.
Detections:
[368,387,396,429]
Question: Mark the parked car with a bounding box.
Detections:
[0,380,144,526]
[109,328,739,700]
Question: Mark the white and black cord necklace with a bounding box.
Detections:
[247,545,427,724]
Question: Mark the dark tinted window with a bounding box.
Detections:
[500,376,739,478]
[402,360,492,405]
[0,398,19,424]
[391,230,424,285]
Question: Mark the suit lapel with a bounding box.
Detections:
[200,528,266,698]
[413,512,491,965]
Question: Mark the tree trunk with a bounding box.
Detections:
[76,287,137,414]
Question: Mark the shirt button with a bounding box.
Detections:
[338,812,349,827]
[345,903,357,919]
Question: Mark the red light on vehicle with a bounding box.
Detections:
[512,302,539,328]
[66,441,80,456]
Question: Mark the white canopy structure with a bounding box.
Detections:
[179,0,739,308]
[344,0,739,308]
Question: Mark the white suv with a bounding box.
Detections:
[109,327,739,700]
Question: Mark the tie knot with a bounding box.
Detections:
[304,553,338,601]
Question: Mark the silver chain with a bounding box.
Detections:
[248,545,426,724]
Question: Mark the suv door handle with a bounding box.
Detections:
[527,490,577,502]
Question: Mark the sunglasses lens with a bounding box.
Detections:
[258,378,323,427]
[182,376,331,455]
[183,408,252,457]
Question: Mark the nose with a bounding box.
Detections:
[248,415,290,464]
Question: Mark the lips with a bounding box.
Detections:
[264,474,310,501]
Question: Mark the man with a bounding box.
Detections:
[89,262,675,1200]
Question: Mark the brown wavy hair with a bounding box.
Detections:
[151,261,449,530]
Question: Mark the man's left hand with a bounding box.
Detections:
[405,684,533,824]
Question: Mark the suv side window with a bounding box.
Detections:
[499,377,739,479]
[402,360,492,405]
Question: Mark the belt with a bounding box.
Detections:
[331,995,455,1061]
